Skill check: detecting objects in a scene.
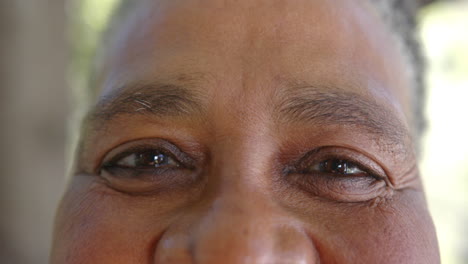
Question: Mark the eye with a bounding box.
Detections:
[114,150,179,169]
[289,147,390,202]
[308,159,368,177]
[98,139,197,195]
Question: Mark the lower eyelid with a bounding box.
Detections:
[289,172,387,202]
[99,167,194,193]
[103,164,180,175]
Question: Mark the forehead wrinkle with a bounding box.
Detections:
[274,84,411,153]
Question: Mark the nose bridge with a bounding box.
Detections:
[152,140,320,263]
[189,137,273,260]
[186,141,319,263]
[154,125,320,263]
[208,122,275,190]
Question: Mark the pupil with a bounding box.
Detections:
[135,152,167,167]
[153,153,167,165]
[321,159,348,174]
[332,160,347,174]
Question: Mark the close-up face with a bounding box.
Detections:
[51,0,440,263]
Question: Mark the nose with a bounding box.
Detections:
[153,194,321,264]
[192,196,320,264]
[153,136,320,263]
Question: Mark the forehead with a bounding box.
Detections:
[99,0,409,117]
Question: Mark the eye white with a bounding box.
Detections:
[116,153,140,167]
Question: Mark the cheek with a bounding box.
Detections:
[51,177,178,264]
[301,190,439,263]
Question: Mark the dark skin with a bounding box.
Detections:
[51,0,440,263]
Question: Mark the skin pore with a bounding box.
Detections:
[52,0,440,263]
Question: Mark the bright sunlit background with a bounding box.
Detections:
[0,0,466,263]
[419,1,468,263]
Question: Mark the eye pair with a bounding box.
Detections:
[107,150,367,176]
[99,138,388,201]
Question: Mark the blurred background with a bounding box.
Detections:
[0,0,467,263]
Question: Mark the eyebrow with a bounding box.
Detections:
[275,85,410,149]
[88,81,205,124]
[86,79,411,152]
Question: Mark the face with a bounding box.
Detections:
[52,0,439,263]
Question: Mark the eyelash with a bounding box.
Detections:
[98,139,195,175]
[291,147,385,179]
